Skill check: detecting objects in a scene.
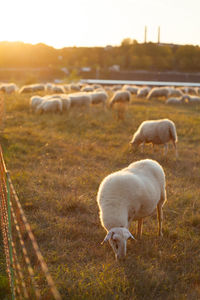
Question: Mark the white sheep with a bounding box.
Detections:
[81,85,94,92]
[89,91,108,107]
[136,87,151,98]
[36,98,63,114]
[69,83,81,91]
[68,92,91,108]
[180,86,197,95]
[168,87,183,97]
[122,85,138,95]
[165,95,188,105]
[19,83,45,94]
[147,87,170,100]
[130,119,178,157]
[185,95,200,104]
[109,90,131,108]
[30,95,44,112]
[97,159,167,260]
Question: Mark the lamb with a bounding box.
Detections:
[147,87,170,100]
[130,119,178,157]
[109,90,131,108]
[97,159,167,260]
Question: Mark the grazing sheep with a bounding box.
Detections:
[111,85,122,92]
[122,85,138,95]
[0,83,18,94]
[30,95,44,112]
[165,95,188,105]
[68,92,91,108]
[184,95,200,104]
[81,85,94,92]
[147,87,170,100]
[36,98,63,114]
[97,159,166,260]
[19,83,45,94]
[130,119,178,157]
[109,90,131,108]
[168,87,183,97]
[136,87,151,98]
[180,86,197,95]
[69,83,81,91]
[89,91,108,107]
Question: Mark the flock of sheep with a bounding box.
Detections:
[1,82,200,115]
[1,80,198,261]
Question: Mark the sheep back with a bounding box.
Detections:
[97,159,166,231]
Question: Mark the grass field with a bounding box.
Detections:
[1,90,200,299]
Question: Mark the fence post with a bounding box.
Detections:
[6,171,15,300]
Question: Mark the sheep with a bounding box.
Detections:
[67,92,91,108]
[89,91,108,107]
[19,83,45,94]
[0,83,18,94]
[36,98,63,114]
[69,83,81,91]
[167,87,183,97]
[136,87,151,98]
[122,85,138,95]
[165,95,188,105]
[30,95,44,112]
[130,119,178,157]
[184,94,200,104]
[109,90,131,108]
[180,86,197,95]
[81,85,94,92]
[147,87,170,100]
[97,159,166,260]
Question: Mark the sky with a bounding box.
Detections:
[0,0,200,49]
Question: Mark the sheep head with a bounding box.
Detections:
[102,227,135,260]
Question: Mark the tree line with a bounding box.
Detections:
[0,39,200,72]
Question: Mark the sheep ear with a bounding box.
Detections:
[124,229,136,240]
[101,230,114,245]
[128,232,136,240]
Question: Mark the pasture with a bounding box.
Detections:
[1,90,200,299]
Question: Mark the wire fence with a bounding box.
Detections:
[0,144,62,300]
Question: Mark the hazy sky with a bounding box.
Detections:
[1,0,199,48]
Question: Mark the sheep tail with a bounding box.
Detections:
[169,123,178,142]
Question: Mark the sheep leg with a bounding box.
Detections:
[172,141,178,158]
[164,144,168,156]
[157,202,163,237]
[137,218,143,239]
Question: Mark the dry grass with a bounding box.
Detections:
[1,91,200,299]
